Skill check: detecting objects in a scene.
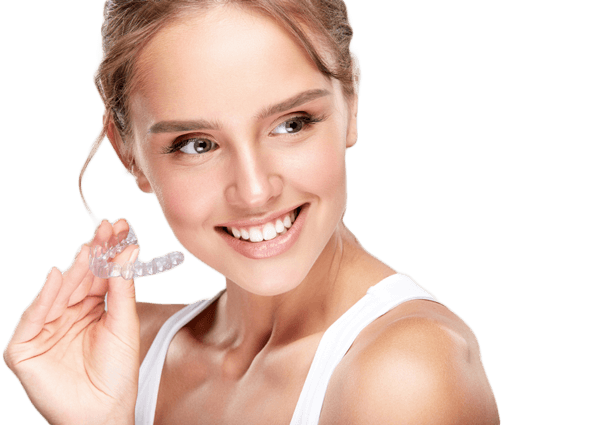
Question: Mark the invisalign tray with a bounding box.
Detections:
[88,227,184,279]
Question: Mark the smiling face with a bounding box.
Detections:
[123,5,357,295]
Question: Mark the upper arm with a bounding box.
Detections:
[320,314,499,425]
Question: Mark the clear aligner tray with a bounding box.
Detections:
[88,227,184,280]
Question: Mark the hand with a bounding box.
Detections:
[4,220,139,425]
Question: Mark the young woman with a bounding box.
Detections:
[5,1,499,424]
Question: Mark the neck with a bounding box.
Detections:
[210,224,365,377]
[222,225,347,343]
[206,223,395,378]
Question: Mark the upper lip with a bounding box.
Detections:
[216,203,304,229]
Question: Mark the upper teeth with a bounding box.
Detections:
[227,209,298,242]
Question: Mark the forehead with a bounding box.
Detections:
[130,5,335,127]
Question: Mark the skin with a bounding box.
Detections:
[127,7,368,333]
[4,220,138,425]
[5,4,499,425]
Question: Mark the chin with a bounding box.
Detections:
[225,258,314,297]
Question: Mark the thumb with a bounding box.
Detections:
[105,245,140,344]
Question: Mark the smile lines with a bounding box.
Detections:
[225,207,299,242]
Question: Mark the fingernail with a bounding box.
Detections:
[121,249,139,280]
[116,230,128,243]
[129,248,140,263]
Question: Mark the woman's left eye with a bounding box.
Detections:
[271,116,312,135]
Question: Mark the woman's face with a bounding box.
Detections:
[126,5,357,295]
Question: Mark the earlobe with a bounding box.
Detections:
[133,168,153,194]
[105,113,153,194]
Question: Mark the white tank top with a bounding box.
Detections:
[135,274,435,425]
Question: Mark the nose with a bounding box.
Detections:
[224,148,283,209]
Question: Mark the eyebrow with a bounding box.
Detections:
[147,88,331,134]
[257,88,331,120]
[148,118,221,134]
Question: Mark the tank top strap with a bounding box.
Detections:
[289,274,435,425]
[135,289,225,425]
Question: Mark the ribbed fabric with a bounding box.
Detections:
[135,274,435,425]
[289,274,435,425]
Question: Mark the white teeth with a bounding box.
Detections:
[231,227,241,239]
[227,207,302,243]
[263,223,277,240]
[283,215,292,228]
[275,219,285,233]
[249,227,264,242]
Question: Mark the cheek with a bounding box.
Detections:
[150,164,222,232]
[284,128,348,204]
[151,166,231,269]
[159,182,203,226]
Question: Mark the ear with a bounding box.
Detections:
[105,114,153,193]
[345,94,358,148]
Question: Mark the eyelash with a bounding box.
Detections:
[162,113,325,155]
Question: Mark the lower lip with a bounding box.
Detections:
[217,204,309,259]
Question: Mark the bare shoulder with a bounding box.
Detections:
[137,302,187,364]
[320,300,499,425]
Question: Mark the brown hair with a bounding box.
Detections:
[80,0,359,211]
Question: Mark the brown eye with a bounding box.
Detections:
[285,119,304,133]
[272,117,306,134]
[179,138,217,154]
